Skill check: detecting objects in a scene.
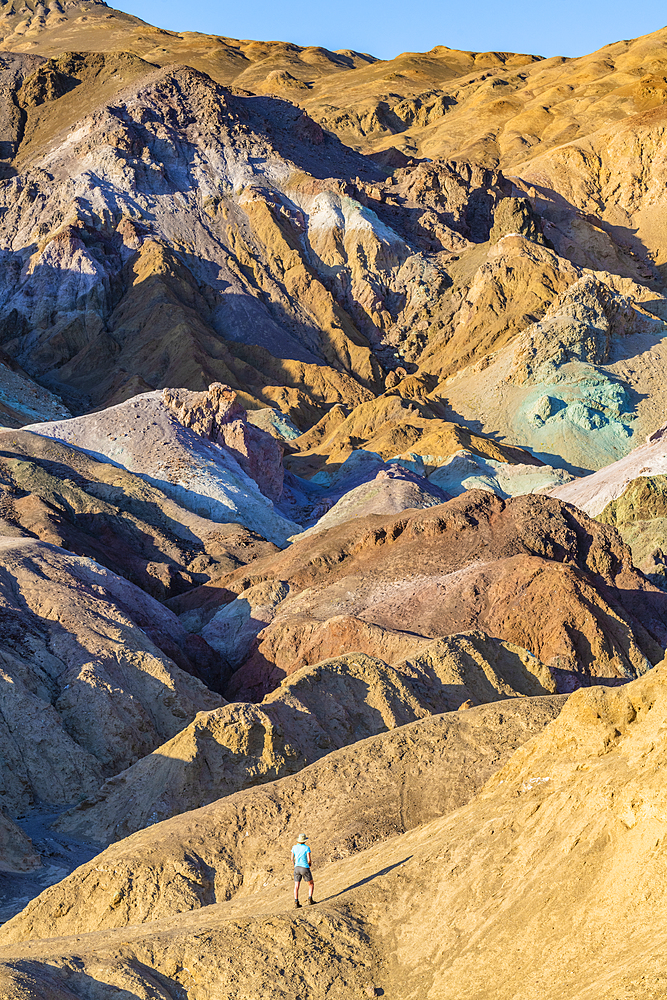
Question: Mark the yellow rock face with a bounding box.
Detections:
[5,665,667,998]
[286,374,540,480]
[6,5,667,175]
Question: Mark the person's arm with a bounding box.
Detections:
[307,849,312,867]
[291,850,295,866]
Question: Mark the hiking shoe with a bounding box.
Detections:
[307,898,316,905]
[294,900,302,909]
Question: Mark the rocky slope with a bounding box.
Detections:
[171,490,667,703]
[51,633,557,844]
[0,8,665,484]
[0,50,388,420]
[2,8,667,998]
[432,256,667,473]
[596,476,667,589]
[23,384,302,545]
[283,373,542,480]
[0,424,277,598]
[0,534,222,816]
[3,664,667,997]
[2,694,565,939]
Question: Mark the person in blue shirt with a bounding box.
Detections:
[291,833,315,908]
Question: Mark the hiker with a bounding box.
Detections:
[291,833,315,907]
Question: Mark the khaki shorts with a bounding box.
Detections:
[294,866,313,883]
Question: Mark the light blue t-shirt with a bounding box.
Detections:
[292,843,310,867]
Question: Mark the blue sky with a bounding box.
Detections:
[111,0,666,60]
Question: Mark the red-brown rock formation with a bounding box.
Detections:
[213,491,667,699]
[162,384,285,501]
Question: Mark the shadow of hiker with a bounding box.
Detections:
[322,856,412,901]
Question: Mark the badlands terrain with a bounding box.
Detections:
[1,0,667,996]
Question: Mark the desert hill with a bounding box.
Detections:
[0,533,223,816]
[0,5,666,485]
[3,379,643,844]
[173,487,667,698]
[50,635,557,844]
[0,424,278,595]
[1,4,667,997]
[5,1,667,176]
[0,35,665,478]
[0,0,377,92]
[2,694,565,939]
[2,664,667,997]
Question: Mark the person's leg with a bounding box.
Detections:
[307,879,315,903]
[294,870,302,907]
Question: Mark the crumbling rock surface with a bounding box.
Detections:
[437,256,667,473]
[52,632,556,844]
[204,491,667,700]
[351,158,511,250]
[489,195,548,245]
[0,536,222,815]
[4,694,564,938]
